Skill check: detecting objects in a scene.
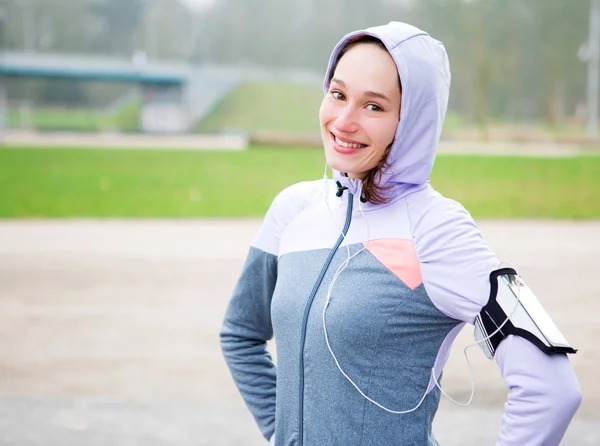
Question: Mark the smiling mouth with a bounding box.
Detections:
[330,132,368,149]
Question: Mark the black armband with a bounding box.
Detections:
[475,268,577,359]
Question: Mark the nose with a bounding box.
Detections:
[334,105,360,134]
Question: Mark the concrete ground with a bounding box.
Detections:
[2,130,599,157]
[0,220,598,445]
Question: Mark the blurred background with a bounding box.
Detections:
[0,0,595,141]
[0,1,599,445]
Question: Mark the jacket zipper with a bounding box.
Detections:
[297,192,354,445]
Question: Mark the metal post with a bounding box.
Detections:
[587,0,600,140]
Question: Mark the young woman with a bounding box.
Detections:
[220,22,581,445]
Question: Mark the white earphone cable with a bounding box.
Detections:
[322,189,524,412]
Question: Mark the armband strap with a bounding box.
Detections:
[475,268,577,359]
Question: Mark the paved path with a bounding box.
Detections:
[0,220,598,445]
[3,130,600,157]
[0,131,248,151]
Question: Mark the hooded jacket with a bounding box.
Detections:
[220,22,581,445]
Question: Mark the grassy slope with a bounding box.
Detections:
[194,83,324,134]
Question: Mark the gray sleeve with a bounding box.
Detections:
[220,246,278,441]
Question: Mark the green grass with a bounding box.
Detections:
[7,102,141,132]
[1,146,599,219]
[7,108,100,132]
[0,146,324,218]
[431,156,600,219]
[194,82,324,134]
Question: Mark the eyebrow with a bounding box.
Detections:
[331,77,392,103]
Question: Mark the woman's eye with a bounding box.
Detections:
[366,104,383,112]
[332,91,345,100]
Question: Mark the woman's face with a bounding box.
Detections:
[320,43,401,179]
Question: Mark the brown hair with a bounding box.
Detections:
[328,35,402,205]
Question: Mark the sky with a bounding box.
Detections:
[179,0,214,10]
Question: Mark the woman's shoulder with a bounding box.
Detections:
[406,186,498,323]
[268,180,324,217]
[252,180,323,254]
[405,185,476,232]
[262,180,324,227]
[403,185,493,263]
[272,180,323,205]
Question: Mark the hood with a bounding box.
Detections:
[323,21,451,205]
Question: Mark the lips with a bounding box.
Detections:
[330,132,368,155]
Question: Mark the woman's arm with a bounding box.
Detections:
[220,181,317,442]
[408,189,581,445]
[494,335,581,446]
[220,246,278,441]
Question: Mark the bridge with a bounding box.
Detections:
[0,52,187,85]
[0,52,321,133]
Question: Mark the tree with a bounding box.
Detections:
[409,0,589,127]
[135,0,193,60]
[527,0,587,125]
[88,0,146,55]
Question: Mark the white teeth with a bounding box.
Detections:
[335,136,365,149]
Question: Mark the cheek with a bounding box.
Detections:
[318,100,329,127]
[373,118,398,149]
[319,97,338,129]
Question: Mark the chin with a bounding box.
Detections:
[326,155,361,177]
[324,147,349,173]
